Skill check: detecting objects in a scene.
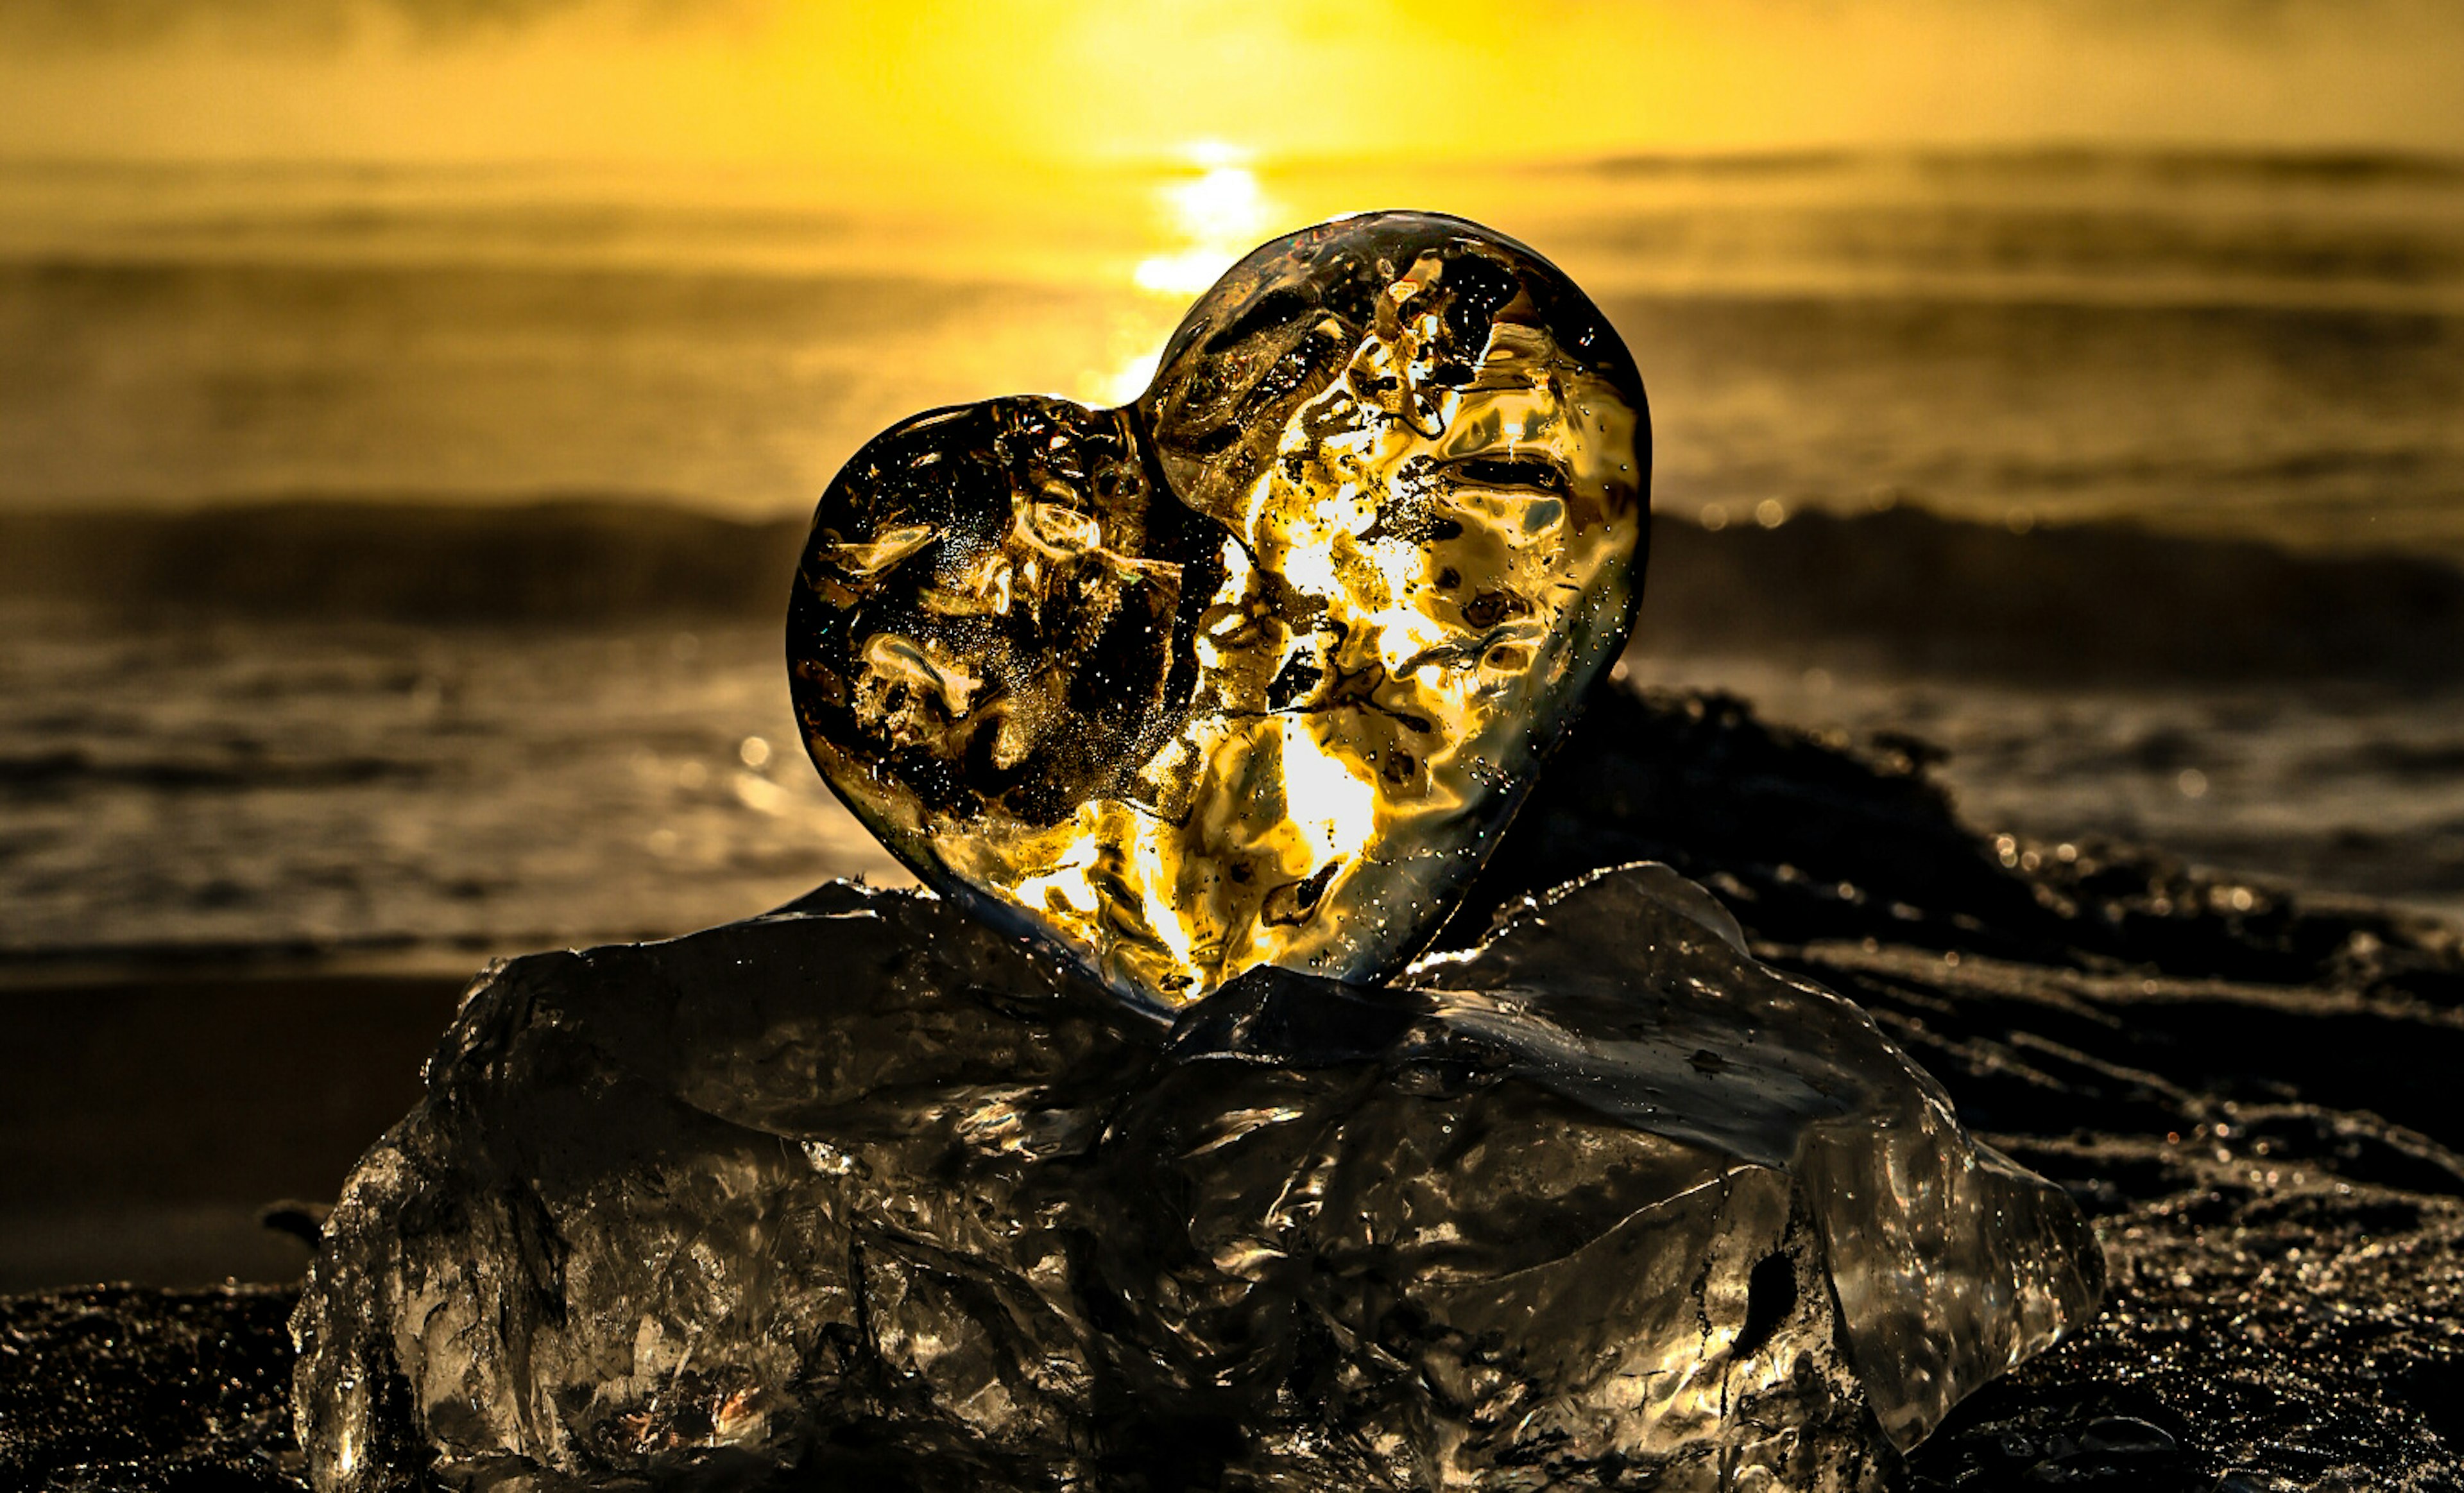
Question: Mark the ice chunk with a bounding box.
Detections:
[787,211,1648,1011]
[293,864,2100,1492]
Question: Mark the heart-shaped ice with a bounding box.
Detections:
[789,212,1648,1009]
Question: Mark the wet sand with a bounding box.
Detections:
[0,969,467,1294]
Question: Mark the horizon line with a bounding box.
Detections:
[2,139,2461,180]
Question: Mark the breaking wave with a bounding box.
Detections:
[5,497,2461,682]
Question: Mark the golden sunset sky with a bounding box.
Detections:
[1,0,2460,171]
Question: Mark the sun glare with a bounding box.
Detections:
[1133,141,1279,297]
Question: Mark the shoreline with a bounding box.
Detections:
[0,969,466,1294]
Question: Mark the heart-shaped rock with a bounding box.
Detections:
[789,211,1648,1009]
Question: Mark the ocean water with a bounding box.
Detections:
[2,151,2461,969]
[5,152,2463,550]
[4,613,2460,982]
[0,617,906,969]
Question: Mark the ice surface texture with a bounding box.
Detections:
[292,863,2100,1492]
[787,212,1647,1010]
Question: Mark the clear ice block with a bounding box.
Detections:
[292,863,2101,1492]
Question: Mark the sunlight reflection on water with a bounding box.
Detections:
[1133,142,1279,297]
[1088,142,1285,404]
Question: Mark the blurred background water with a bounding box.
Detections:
[3,146,2461,976]
[4,151,2461,548]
